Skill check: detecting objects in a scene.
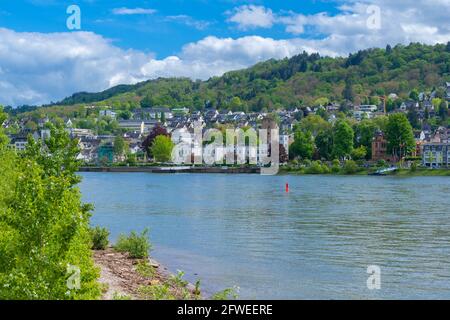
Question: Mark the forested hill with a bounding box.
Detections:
[56,42,450,111]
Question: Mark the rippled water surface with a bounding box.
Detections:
[80,173,450,299]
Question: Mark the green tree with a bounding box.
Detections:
[432,98,442,110]
[25,124,82,185]
[113,136,127,157]
[140,94,155,108]
[424,106,430,120]
[409,89,419,102]
[290,130,314,160]
[353,119,379,158]
[314,97,329,106]
[351,146,367,160]
[298,114,330,137]
[118,110,132,120]
[407,107,420,129]
[0,105,6,124]
[315,129,333,160]
[151,135,174,162]
[332,120,354,160]
[0,125,100,299]
[438,100,448,122]
[229,97,243,111]
[385,113,415,158]
[0,106,8,148]
[343,79,355,102]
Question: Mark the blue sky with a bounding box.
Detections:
[0,0,449,106]
[0,0,341,57]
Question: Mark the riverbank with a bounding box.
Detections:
[80,165,450,176]
[279,167,450,176]
[388,168,450,176]
[93,247,200,300]
[79,166,260,174]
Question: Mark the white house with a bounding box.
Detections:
[99,110,117,119]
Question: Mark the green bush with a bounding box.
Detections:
[135,261,155,278]
[342,160,359,174]
[377,159,387,167]
[302,159,312,167]
[331,159,341,173]
[0,124,101,300]
[170,270,188,288]
[115,229,151,259]
[138,284,175,300]
[305,161,330,174]
[212,287,239,300]
[90,226,110,250]
[112,292,132,300]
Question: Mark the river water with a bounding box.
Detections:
[80,173,450,299]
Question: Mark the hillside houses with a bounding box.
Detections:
[3,80,448,167]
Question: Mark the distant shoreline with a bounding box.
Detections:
[78,166,261,174]
[78,166,450,176]
[279,168,450,177]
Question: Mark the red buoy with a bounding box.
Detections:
[285,183,289,193]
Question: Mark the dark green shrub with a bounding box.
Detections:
[331,159,341,173]
[138,283,175,300]
[90,226,109,250]
[305,161,330,174]
[342,160,359,174]
[377,159,387,167]
[115,229,151,259]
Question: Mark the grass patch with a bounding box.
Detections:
[135,260,156,278]
[112,292,132,300]
[90,226,110,250]
[138,284,176,300]
[115,229,152,259]
[212,287,239,300]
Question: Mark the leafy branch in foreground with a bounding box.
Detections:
[0,123,100,299]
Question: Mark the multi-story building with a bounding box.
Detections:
[353,110,373,121]
[372,131,388,161]
[422,143,450,168]
[371,131,399,162]
[8,135,28,151]
[99,109,117,119]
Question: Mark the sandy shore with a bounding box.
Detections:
[93,248,199,300]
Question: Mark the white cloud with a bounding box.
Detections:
[1,1,450,106]
[165,15,211,30]
[0,28,151,106]
[0,29,316,106]
[278,0,450,54]
[227,5,275,30]
[225,1,450,55]
[112,7,156,15]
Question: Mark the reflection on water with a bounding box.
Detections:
[80,173,450,299]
